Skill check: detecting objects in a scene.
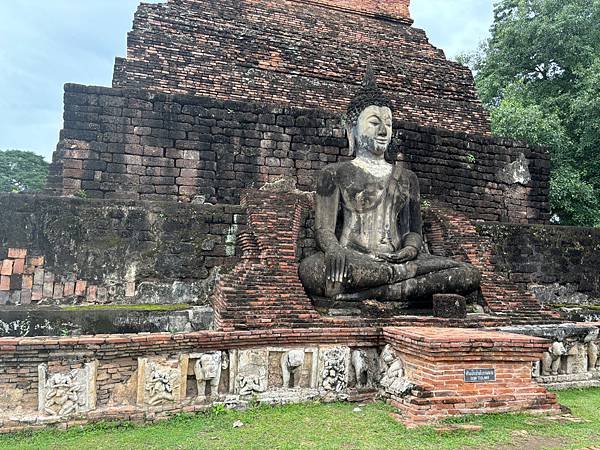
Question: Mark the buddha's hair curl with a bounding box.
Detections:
[344,67,393,128]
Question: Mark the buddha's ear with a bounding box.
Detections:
[341,113,355,157]
[346,125,356,156]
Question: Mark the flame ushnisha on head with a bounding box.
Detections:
[345,66,393,128]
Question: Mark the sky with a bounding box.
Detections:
[0,0,494,161]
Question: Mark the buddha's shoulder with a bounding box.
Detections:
[316,161,358,195]
[321,160,354,172]
[391,165,419,183]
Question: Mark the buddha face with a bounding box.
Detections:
[352,105,393,158]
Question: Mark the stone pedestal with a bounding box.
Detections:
[383,327,560,426]
[432,294,467,319]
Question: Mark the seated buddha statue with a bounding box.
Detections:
[299,71,481,305]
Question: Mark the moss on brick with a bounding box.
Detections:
[62,303,191,312]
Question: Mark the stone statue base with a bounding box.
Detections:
[313,296,435,318]
[313,292,479,319]
[432,294,468,319]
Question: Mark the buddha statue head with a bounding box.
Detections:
[345,68,394,159]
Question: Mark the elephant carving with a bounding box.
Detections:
[194,352,228,399]
[281,349,305,388]
[351,350,369,388]
[541,341,567,376]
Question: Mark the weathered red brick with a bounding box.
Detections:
[8,248,27,259]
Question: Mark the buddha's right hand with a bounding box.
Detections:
[377,246,418,264]
[325,250,348,284]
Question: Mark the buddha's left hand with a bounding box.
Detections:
[377,246,418,263]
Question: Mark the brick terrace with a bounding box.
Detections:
[113,0,489,134]
[0,325,559,432]
[385,327,560,425]
[48,85,550,223]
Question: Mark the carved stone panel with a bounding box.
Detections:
[232,349,269,396]
[189,351,229,400]
[585,330,599,372]
[497,153,531,185]
[378,344,414,397]
[349,348,379,389]
[541,341,567,376]
[136,356,187,406]
[588,341,599,370]
[318,346,350,393]
[266,347,319,389]
[565,342,588,374]
[38,361,98,417]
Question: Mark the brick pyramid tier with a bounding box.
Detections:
[424,204,563,324]
[383,327,560,426]
[213,190,322,331]
[113,0,490,135]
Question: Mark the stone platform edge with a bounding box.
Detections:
[384,327,550,361]
[0,327,383,353]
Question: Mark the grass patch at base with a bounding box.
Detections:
[1,389,599,449]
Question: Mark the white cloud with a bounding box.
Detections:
[411,0,494,59]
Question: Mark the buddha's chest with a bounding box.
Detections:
[338,167,409,214]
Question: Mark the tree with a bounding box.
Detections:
[468,0,600,226]
[0,150,49,193]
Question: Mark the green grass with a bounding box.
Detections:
[61,303,192,312]
[1,389,599,449]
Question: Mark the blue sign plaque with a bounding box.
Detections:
[464,368,496,383]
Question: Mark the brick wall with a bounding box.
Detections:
[0,326,560,432]
[112,0,489,134]
[0,194,244,306]
[423,205,562,324]
[49,84,550,224]
[0,327,380,428]
[306,0,411,20]
[212,189,519,330]
[3,193,596,321]
[477,223,600,299]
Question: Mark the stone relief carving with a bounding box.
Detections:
[585,330,599,371]
[38,361,97,417]
[378,345,413,396]
[506,325,600,385]
[541,341,567,376]
[319,347,349,393]
[265,347,318,391]
[192,351,228,399]
[539,331,600,377]
[350,348,379,389]
[565,342,587,374]
[281,349,305,389]
[352,350,369,388]
[235,350,268,396]
[588,341,599,370]
[532,360,542,378]
[137,357,186,406]
[146,363,181,406]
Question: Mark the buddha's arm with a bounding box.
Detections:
[403,171,423,251]
[315,168,347,283]
[377,170,422,263]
